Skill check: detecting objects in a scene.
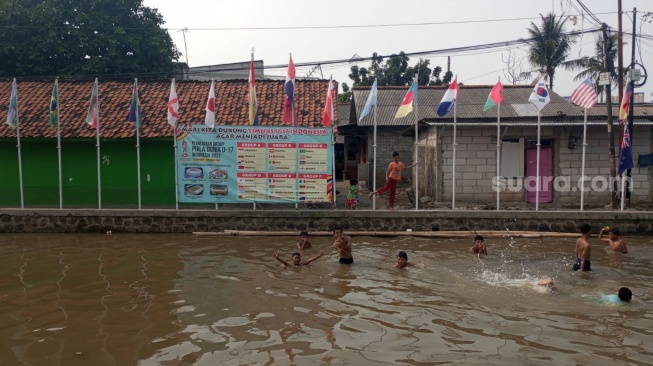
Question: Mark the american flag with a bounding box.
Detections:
[570,78,598,109]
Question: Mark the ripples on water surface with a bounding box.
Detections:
[1,233,652,365]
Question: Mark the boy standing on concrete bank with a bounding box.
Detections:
[368,151,415,211]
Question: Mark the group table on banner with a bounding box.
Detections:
[175,125,334,206]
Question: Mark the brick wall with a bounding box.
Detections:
[434,124,653,207]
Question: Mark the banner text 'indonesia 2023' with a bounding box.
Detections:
[176,125,334,204]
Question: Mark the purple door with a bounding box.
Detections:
[526,147,553,204]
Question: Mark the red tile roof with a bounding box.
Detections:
[0,79,337,139]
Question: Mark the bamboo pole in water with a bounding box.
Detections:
[193,230,579,238]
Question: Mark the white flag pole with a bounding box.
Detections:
[580,107,587,211]
[290,53,299,210]
[134,78,142,210]
[373,98,378,210]
[95,78,102,209]
[452,77,458,210]
[55,79,63,209]
[535,111,541,211]
[496,81,501,211]
[620,173,626,211]
[331,125,336,208]
[13,79,25,209]
[171,78,179,210]
[413,72,419,210]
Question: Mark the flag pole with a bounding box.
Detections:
[535,111,541,211]
[620,173,626,211]
[331,124,336,208]
[373,97,378,210]
[12,79,25,209]
[135,78,142,210]
[452,76,458,210]
[496,78,501,211]
[172,78,179,210]
[413,71,419,210]
[290,52,298,210]
[95,78,102,209]
[56,79,63,209]
[580,107,588,211]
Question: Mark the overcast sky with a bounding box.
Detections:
[143,0,652,101]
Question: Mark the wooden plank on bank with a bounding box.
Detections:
[193,230,579,238]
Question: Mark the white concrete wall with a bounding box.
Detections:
[434,124,653,206]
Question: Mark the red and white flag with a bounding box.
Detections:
[205,80,215,128]
[321,77,335,127]
[167,79,179,127]
[570,78,598,109]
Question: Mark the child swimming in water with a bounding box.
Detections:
[273,251,324,267]
[469,235,487,255]
[598,226,628,254]
[598,287,632,305]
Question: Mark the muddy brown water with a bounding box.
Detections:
[1,233,652,365]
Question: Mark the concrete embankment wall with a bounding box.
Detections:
[1,209,653,235]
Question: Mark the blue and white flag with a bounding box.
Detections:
[6,78,18,129]
[359,79,378,122]
[618,125,634,175]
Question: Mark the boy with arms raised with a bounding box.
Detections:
[573,223,592,272]
[599,226,628,254]
[274,251,324,267]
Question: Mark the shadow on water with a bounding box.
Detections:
[0,233,652,365]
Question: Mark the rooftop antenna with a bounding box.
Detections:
[178,27,190,66]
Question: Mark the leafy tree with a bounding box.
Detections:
[0,0,180,79]
[563,34,620,101]
[338,83,352,103]
[348,52,452,87]
[524,13,575,90]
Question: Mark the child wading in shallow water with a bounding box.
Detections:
[346,179,359,209]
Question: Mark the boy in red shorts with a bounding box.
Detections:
[368,151,415,211]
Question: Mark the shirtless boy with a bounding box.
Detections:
[599,227,628,254]
[396,251,414,269]
[274,251,323,267]
[573,223,592,272]
[297,231,312,250]
[469,235,487,255]
[333,227,353,264]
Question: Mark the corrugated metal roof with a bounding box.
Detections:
[352,85,585,126]
[337,103,350,126]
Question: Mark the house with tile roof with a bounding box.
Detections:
[345,85,653,208]
[0,79,335,208]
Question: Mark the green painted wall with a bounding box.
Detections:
[0,139,176,207]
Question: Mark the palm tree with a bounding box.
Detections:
[563,34,620,102]
[525,13,575,90]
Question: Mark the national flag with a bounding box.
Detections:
[321,77,335,127]
[395,80,418,119]
[6,78,18,129]
[359,79,378,122]
[167,79,179,127]
[618,83,633,124]
[283,54,298,125]
[570,78,598,109]
[528,80,550,111]
[483,81,504,111]
[127,79,142,129]
[248,56,259,126]
[49,80,58,128]
[85,79,99,128]
[618,125,634,175]
[436,79,460,117]
[205,80,216,128]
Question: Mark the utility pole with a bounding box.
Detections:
[626,7,637,206]
[602,23,618,209]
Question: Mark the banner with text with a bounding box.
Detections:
[175,124,334,204]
